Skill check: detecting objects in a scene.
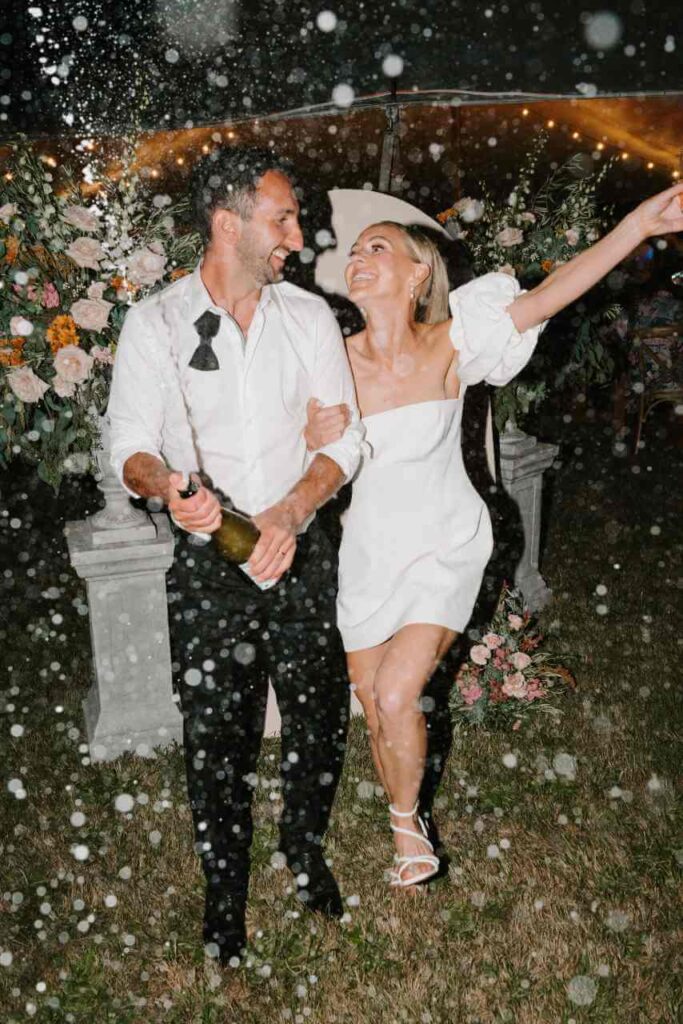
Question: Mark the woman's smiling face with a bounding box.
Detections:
[345,223,424,308]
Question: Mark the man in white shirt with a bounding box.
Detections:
[107,146,363,965]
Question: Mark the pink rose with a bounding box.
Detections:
[565,228,580,246]
[495,226,524,248]
[65,237,104,271]
[71,297,112,333]
[10,316,34,337]
[520,211,536,224]
[53,344,93,384]
[7,366,49,403]
[483,633,504,650]
[470,644,491,666]
[87,281,106,300]
[510,651,532,670]
[502,672,528,699]
[126,245,166,287]
[461,684,484,706]
[52,375,76,398]
[62,204,100,233]
[42,282,60,308]
[508,614,524,630]
[91,345,114,365]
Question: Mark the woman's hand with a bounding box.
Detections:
[629,182,683,240]
[303,397,351,451]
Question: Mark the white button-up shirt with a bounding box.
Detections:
[107,265,363,525]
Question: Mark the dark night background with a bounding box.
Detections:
[1,1,681,138]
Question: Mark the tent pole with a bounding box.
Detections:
[379,79,399,193]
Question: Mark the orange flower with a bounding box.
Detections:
[46,314,80,353]
[0,337,26,367]
[110,275,138,294]
[436,207,456,224]
[541,259,555,274]
[5,235,19,264]
[170,267,190,281]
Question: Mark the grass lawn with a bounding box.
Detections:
[1,395,681,1024]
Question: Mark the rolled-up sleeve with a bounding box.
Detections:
[107,305,165,497]
[311,301,364,483]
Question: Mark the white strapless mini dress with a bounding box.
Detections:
[336,273,547,652]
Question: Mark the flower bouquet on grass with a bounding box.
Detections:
[450,585,576,730]
[0,143,200,490]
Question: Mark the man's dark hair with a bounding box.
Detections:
[189,145,295,244]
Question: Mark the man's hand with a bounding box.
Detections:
[168,471,222,534]
[304,397,351,452]
[249,501,299,582]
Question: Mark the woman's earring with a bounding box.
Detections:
[409,284,415,301]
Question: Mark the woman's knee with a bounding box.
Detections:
[374,680,421,726]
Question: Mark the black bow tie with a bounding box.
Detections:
[189,310,221,371]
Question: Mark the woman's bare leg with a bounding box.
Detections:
[346,644,389,794]
[372,624,457,881]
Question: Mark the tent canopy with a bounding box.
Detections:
[3,1,681,138]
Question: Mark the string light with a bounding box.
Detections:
[522,108,529,116]
[596,142,605,151]
[647,162,655,169]
[621,152,629,160]
[176,156,184,165]
[572,132,580,140]
[673,170,680,179]
[546,119,555,128]
[202,144,210,153]
[227,130,236,139]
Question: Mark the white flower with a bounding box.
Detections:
[62,204,100,233]
[53,344,93,384]
[0,202,18,223]
[65,236,105,270]
[87,281,106,300]
[507,192,518,207]
[52,375,76,398]
[71,297,112,333]
[7,366,49,403]
[454,197,485,223]
[565,228,580,246]
[495,227,524,248]
[10,316,34,337]
[126,245,166,287]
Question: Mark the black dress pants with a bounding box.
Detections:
[167,519,350,916]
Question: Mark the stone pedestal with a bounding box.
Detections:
[65,512,182,761]
[498,425,559,612]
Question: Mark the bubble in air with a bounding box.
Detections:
[382,54,404,77]
[332,84,354,108]
[583,12,623,50]
[316,11,337,32]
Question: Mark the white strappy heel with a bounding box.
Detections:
[388,803,440,888]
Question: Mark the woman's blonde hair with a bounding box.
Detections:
[375,220,450,324]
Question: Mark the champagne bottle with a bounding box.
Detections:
[177,478,275,590]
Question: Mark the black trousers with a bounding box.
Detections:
[167,519,350,908]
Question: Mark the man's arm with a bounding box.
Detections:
[249,453,344,582]
[249,300,363,583]
[508,184,683,334]
[110,306,222,533]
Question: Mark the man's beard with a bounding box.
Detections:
[236,234,283,286]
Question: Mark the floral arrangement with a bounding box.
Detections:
[0,143,200,489]
[450,585,576,729]
[438,133,619,430]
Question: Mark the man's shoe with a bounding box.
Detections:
[288,849,344,919]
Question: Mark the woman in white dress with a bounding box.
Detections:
[305,185,683,888]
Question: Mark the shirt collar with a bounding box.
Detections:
[184,262,273,326]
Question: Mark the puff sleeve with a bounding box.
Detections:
[448,272,548,387]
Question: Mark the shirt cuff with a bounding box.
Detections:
[316,439,362,486]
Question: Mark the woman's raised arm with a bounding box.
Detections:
[508,183,683,334]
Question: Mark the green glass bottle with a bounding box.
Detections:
[177,479,261,564]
